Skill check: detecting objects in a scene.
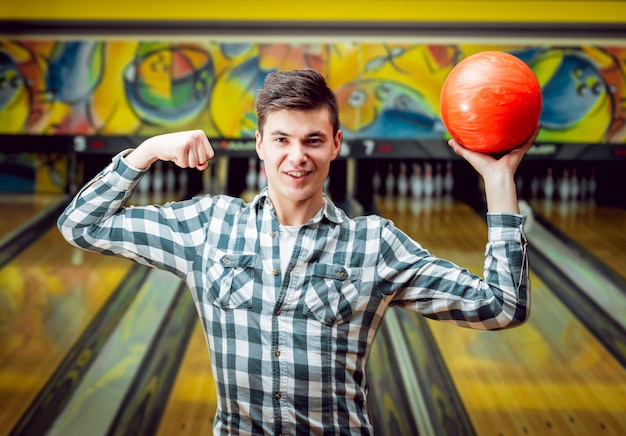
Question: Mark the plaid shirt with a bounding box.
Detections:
[58,152,530,435]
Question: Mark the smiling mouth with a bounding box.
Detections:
[285,171,311,178]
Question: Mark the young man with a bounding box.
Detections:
[58,69,535,434]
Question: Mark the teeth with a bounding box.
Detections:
[287,171,307,177]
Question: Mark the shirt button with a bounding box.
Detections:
[274,349,281,357]
[274,309,281,316]
[269,231,276,238]
[272,268,279,276]
[275,392,282,400]
[222,257,229,264]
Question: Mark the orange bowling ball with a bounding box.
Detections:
[440,51,542,154]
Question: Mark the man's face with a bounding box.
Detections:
[255,108,341,211]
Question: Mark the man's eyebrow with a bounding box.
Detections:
[307,131,328,138]
[269,130,328,139]
[269,129,290,137]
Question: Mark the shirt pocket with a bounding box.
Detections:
[204,247,257,309]
[303,263,362,326]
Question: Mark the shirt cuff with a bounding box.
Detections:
[99,149,146,190]
[486,213,526,242]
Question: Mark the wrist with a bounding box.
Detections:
[125,141,159,170]
[483,173,519,214]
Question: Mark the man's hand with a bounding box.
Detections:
[447,125,540,213]
[126,130,215,171]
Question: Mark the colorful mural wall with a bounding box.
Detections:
[2,39,626,144]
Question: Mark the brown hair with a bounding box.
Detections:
[255,69,339,136]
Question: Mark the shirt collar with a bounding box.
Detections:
[250,188,348,225]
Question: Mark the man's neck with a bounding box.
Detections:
[267,191,325,226]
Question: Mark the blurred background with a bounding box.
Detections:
[1,2,625,435]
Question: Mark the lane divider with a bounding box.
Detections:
[0,195,70,269]
[368,307,475,435]
[10,263,152,435]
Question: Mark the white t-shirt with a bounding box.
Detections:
[277,200,325,276]
[278,224,301,275]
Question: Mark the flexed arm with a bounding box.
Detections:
[125,130,215,171]
[57,130,216,277]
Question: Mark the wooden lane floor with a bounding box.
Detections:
[0,224,136,434]
[530,199,626,282]
[0,193,65,240]
[377,195,626,435]
[156,319,217,434]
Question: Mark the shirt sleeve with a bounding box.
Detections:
[377,213,529,330]
[57,151,209,279]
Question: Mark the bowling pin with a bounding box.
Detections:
[397,162,409,198]
[152,161,165,197]
[570,168,580,201]
[258,161,268,191]
[530,175,539,200]
[423,162,434,199]
[543,167,554,199]
[588,167,597,200]
[410,163,423,198]
[558,168,570,201]
[178,169,189,198]
[165,164,177,197]
[372,164,381,196]
[246,157,258,192]
[385,163,395,197]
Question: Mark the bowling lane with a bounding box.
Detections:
[156,319,217,435]
[0,224,136,433]
[530,199,626,282]
[377,195,626,435]
[0,193,66,241]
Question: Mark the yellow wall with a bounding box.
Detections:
[1,0,625,23]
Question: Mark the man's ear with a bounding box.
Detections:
[332,130,343,160]
[255,130,264,160]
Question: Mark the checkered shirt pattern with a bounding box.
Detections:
[58,151,530,435]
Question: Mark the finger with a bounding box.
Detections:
[198,135,214,170]
[204,139,215,160]
[190,131,214,168]
[193,131,214,161]
[447,138,463,155]
[194,146,209,170]
[188,147,199,168]
[522,124,541,145]
[448,138,480,161]
[196,142,207,163]
[526,124,541,147]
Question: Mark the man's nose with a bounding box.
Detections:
[288,143,308,163]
